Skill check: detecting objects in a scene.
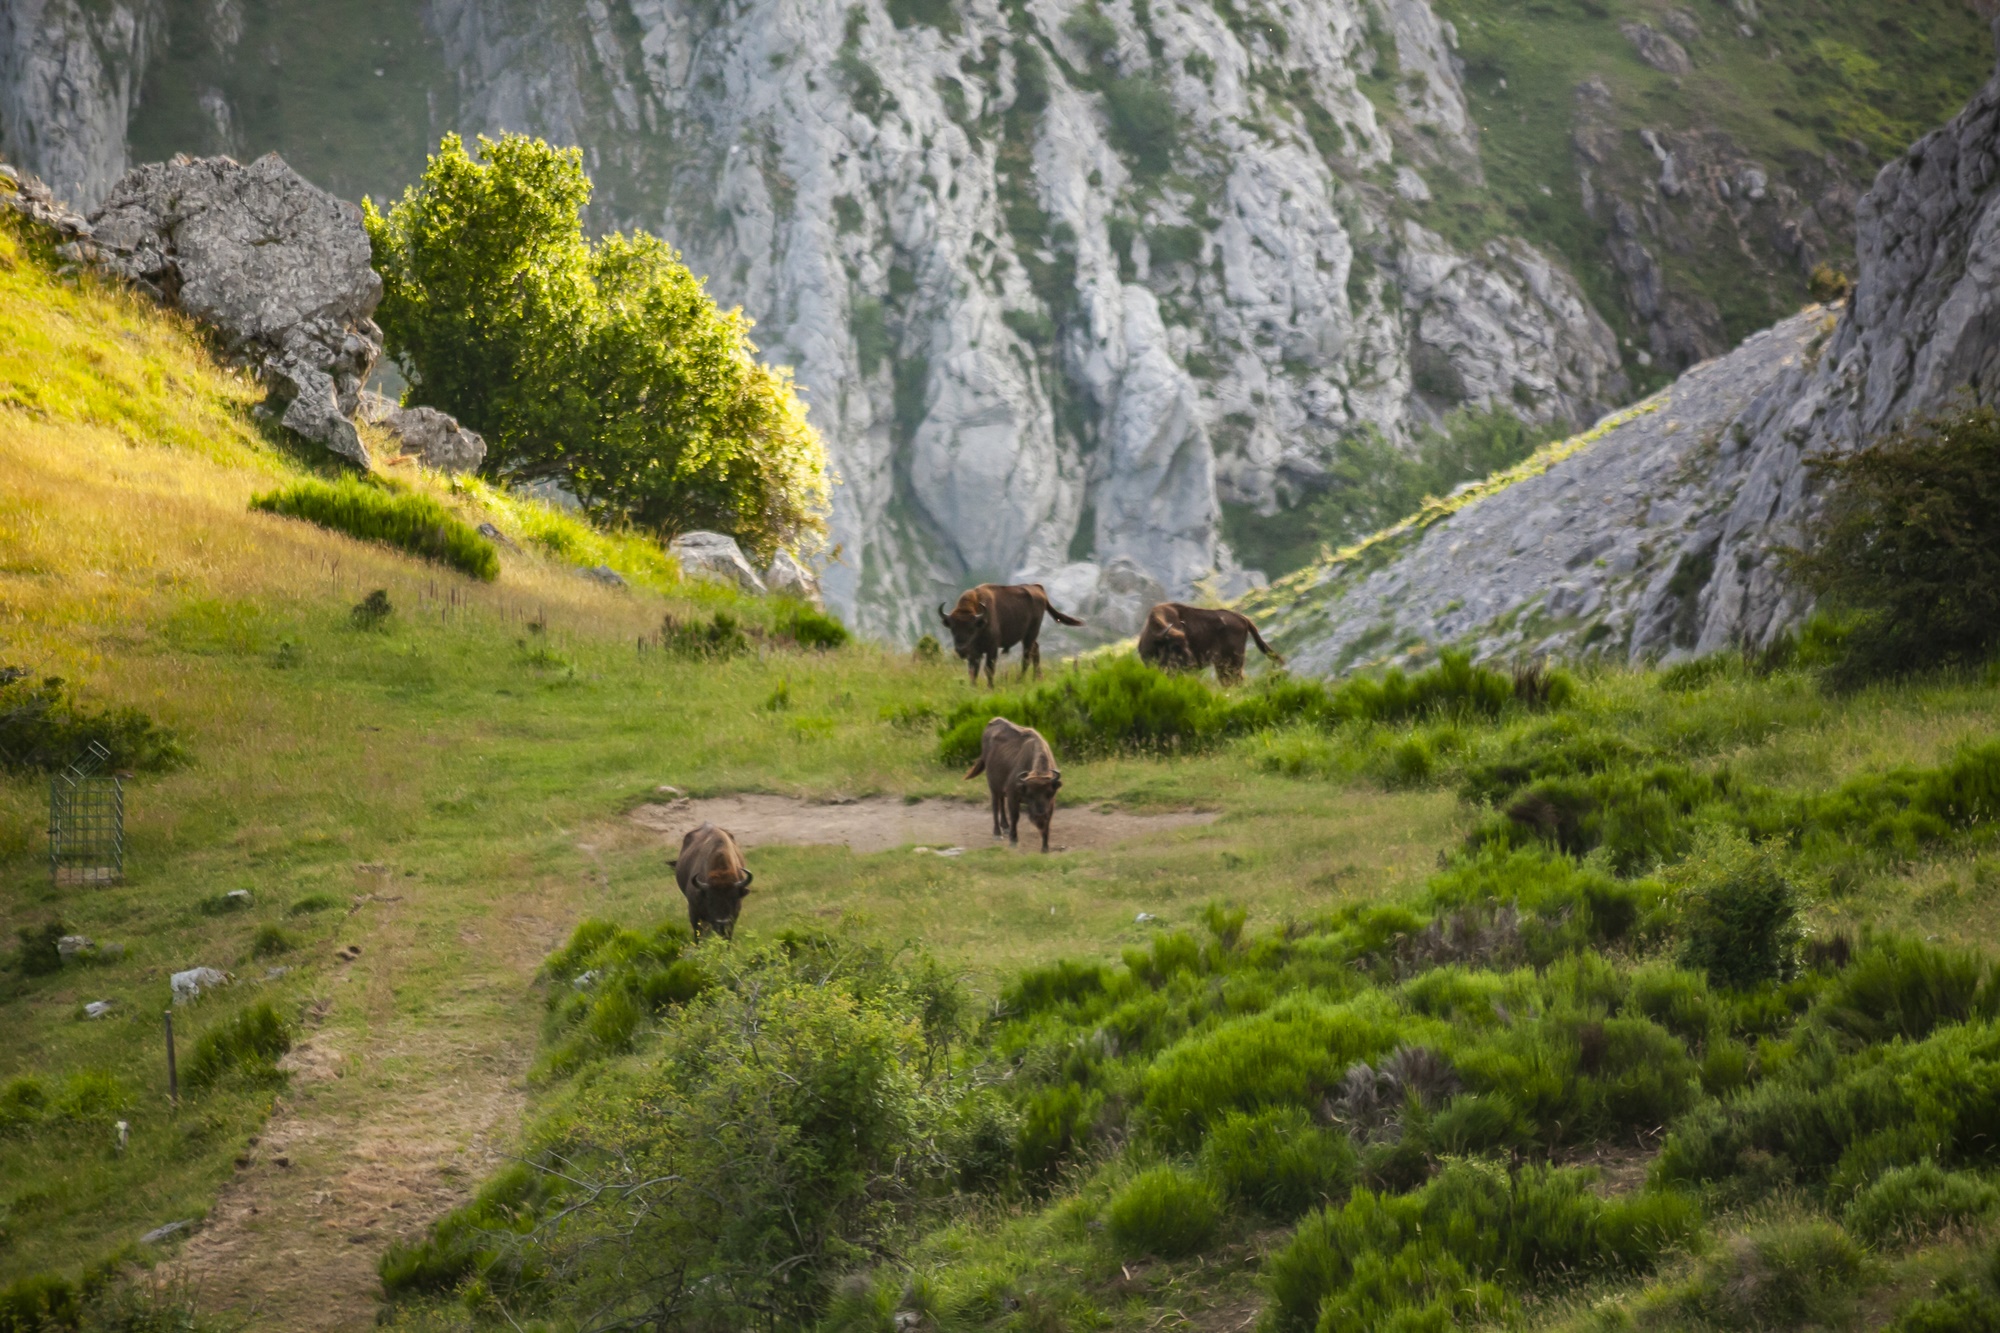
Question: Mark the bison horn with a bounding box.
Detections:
[739,871,754,892]
[938,602,950,624]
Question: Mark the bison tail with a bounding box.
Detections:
[963,756,987,780]
[1248,623,1285,664]
[1047,604,1085,627]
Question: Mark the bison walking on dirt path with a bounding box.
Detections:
[1137,603,1284,684]
[671,822,754,939]
[964,717,1064,852]
[938,583,1084,686]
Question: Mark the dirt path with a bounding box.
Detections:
[167,886,575,1331]
[628,793,1218,853]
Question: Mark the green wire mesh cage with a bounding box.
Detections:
[49,740,123,886]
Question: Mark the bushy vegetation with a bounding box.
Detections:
[251,476,498,581]
[1788,406,2000,684]
[364,133,829,563]
[181,1003,293,1092]
[0,669,184,775]
[936,650,1569,764]
[381,933,965,1328]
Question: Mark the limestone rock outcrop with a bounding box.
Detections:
[671,532,767,595]
[88,153,383,464]
[1253,58,2000,673]
[357,392,487,474]
[410,0,1626,639]
[762,550,823,607]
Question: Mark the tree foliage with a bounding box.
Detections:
[1788,407,2000,683]
[364,134,829,563]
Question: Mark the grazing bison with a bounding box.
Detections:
[964,717,1063,852]
[1136,603,1284,684]
[938,583,1084,686]
[670,822,754,940]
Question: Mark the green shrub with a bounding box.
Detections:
[0,1078,49,1138]
[777,600,849,650]
[13,923,63,978]
[937,656,1223,764]
[1264,1164,1698,1333]
[250,924,297,958]
[251,477,499,581]
[182,1002,293,1091]
[380,1161,550,1298]
[1200,1107,1356,1219]
[1888,1244,2000,1332]
[1654,1017,2000,1198]
[1786,406,2000,683]
[1675,838,1798,989]
[535,918,707,1079]
[407,941,960,1329]
[1624,1221,1866,1330]
[1105,1166,1219,1259]
[1844,1161,2000,1245]
[1819,937,1996,1045]
[1143,999,1400,1148]
[0,669,184,775]
[1016,1083,1103,1180]
[660,610,750,659]
[937,650,1546,766]
[0,1272,80,1332]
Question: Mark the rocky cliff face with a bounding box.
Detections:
[1245,51,2000,672]
[4,0,1989,642]
[411,0,1636,640]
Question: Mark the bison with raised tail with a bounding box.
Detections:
[938,583,1084,686]
[965,717,1063,852]
[670,822,754,940]
[1137,603,1284,684]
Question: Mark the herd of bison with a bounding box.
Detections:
[672,581,1282,938]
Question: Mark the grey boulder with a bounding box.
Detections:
[762,549,822,606]
[357,391,487,474]
[88,153,382,460]
[671,532,766,594]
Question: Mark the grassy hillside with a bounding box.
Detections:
[5,206,2000,1333]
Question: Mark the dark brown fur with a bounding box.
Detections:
[963,717,1063,852]
[1136,602,1284,684]
[938,584,1084,686]
[670,822,754,939]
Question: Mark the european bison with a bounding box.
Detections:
[670,822,754,940]
[938,583,1084,686]
[964,717,1063,852]
[1136,602,1284,684]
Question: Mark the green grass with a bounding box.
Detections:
[251,477,500,581]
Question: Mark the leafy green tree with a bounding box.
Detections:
[364,134,828,562]
[1788,406,2000,683]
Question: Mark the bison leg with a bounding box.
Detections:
[1005,788,1021,844]
[983,652,997,687]
[1024,638,1041,680]
[990,785,1006,837]
[967,655,980,687]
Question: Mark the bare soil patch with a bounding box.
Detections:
[628,793,1219,854]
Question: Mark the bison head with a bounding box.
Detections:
[939,599,989,657]
[1015,769,1062,850]
[693,868,754,940]
[1148,624,1195,670]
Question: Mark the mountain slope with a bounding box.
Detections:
[1246,49,2000,671]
